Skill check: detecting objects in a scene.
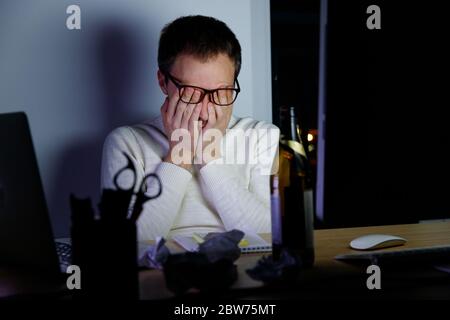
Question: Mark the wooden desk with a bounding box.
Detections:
[1,222,449,299]
[139,222,450,299]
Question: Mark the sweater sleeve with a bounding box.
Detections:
[198,126,280,233]
[100,127,192,240]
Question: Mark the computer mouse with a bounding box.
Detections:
[349,234,407,250]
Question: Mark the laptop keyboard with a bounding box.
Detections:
[55,241,72,272]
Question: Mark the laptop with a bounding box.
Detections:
[0,112,71,276]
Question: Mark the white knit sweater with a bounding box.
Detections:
[101,115,279,241]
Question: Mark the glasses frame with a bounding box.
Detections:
[165,73,241,106]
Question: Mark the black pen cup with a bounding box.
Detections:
[71,217,139,299]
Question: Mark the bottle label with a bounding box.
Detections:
[271,194,282,246]
[285,140,307,157]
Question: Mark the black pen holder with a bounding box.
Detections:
[71,217,138,299]
[69,162,162,299]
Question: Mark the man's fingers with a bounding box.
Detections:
[181,104,195,129]
[207,102,216,126]
[214,103,224,119]
[173,102,187,129]
[191,103,202,121]
[160,97,169,114]
[173,88,194,128]
[189,104,202,154]
[181,86,199,103]
[188,104,202,132]
[166,90,179,121]
[218,89,229,106]
[202,102,217,131]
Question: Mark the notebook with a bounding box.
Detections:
[172,232,272,254]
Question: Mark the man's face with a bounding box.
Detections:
[159,53,236,128]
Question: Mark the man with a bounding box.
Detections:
[101,15,279,240]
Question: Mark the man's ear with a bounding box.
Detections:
[157,70,168,95]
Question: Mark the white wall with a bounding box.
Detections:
[0,0,272,236]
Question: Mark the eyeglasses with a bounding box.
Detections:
[165,73,240,106]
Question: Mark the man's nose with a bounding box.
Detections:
[199,94,211,121]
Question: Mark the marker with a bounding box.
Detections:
[239,239,249,247]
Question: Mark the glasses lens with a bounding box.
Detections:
[179,87,204,104]
[212,89,237,106]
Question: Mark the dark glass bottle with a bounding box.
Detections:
[271,106,315,267]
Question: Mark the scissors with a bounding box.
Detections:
[113,152,162,221]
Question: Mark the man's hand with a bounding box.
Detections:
[196,92,233,166]
[161,88,202,170]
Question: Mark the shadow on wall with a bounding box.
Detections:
[97,22,145,129]
[49,21,151,236]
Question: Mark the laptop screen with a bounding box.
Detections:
[0,112,60,275]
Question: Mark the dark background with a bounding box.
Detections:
[271,0,450,228]
[271,0,320,131]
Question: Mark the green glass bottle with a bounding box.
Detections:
[271,106,315,267]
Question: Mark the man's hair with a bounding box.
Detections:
[158,15,242,78]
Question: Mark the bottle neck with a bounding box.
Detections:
[280,107,301,141]
[280,107,306,157]
[289,108,302,143]
[279,106,314,188]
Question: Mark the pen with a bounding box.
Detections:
[192,233,205,244]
